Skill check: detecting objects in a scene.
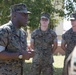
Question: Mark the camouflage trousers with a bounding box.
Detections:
[31,63,53,75]
[0,60,24,75]
[0,67,21,75]
[0,65,22,75]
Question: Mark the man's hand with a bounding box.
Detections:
[28,50,35,58]
[22,50,35,60]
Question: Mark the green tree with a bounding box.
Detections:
[0,0,64,31]
[64,0,76,17]
[0,0,23,24]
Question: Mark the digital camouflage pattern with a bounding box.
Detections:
[11,3,31,13]
[62,28,76,59]
[62,28,76,75]
[31,27,57,75]
[0,21,27,75]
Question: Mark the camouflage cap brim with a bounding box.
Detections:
[17,10,31,14]
[41,16,49,20]
[70,12,76,20]
[70,17,76,20]
[11,3,31,14]
[41,12,50,20]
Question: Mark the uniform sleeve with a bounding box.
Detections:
[62,34,65,40]
[31,30,37,40]
[52,31,57,42]
[21,29,28,51]
[31,33,34,40]
[54,38,57,42]
[30,38,34,42]
[30,32,35,43]
[0,28,8,47]
[61,39,66,43]
[62,34,66,44]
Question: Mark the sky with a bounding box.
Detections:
[63,18,72,32]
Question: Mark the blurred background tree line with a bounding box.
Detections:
[0,0,76,31]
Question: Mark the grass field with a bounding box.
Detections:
[24,55,65,75]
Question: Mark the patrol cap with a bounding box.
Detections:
[70,12,76,20]
[11,3,31,14]
[41,12,50,20]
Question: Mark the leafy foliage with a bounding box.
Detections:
[0,0,64,31]
[64,0,76,17]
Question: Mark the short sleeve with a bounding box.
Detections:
[51,31,57,42]
[61,39,66,44]
[62,34,65,40]
[54,38,57,42]
[61,34,66,44]
[0,28,8,47]
[31,30,37,40]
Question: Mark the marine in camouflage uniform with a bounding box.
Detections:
[61,12,76,75]
[0,3,34,75]
[30,13,57,75]
[0,21,27,75]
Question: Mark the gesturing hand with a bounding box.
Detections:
[22,50,35,60]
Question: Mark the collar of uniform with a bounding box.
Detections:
[39,27,50,34]
[70,28,75,34]
[71,28,76,34]
[8,21,22,36]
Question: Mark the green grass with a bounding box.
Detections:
[53,55,65,75]
[23,55,65,75]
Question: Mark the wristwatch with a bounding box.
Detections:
[18,53,23,59]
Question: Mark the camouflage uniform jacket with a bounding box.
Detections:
[62,28,76,58]
[0,21,27,75]
[31,27,57,65]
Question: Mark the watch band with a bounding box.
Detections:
[18,53,23,59]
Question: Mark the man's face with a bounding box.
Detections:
[40,18,49,27]
[71,19,76,27]
[15,12,28,27]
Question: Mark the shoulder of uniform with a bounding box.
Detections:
[62,28,72,39]
[49,29,56,34]
[32,29,38,34]
[0,22,12,32]
[63,28,72,35]
[31,29,39,38]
